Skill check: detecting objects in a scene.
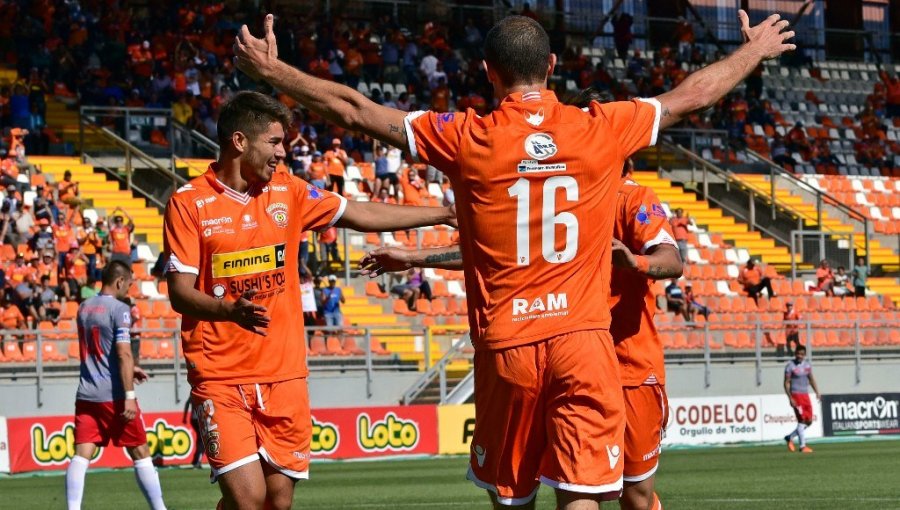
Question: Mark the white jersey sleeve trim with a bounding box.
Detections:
[641,228,678,254]
[167,254,199,275]
[637,97,662,147]
[115,328,131,343]
[325,194,348,229]
[403,111,427,162]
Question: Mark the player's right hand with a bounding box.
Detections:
[233,13,279,81]
[229,290,271,336]
[359,247,413,277]
[738,10,796,61]
[121,399,137,422]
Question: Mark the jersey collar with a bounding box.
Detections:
[501,89,558,105]
[204,163,253,205]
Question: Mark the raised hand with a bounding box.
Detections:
[233,13,279,81]
[359,247,412,277]
[738,9,796,61]
[611,238,637,270]
[228,289,271,335]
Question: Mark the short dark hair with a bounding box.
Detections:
[217,91,292,147]
[795,345,806,353]
[101,260,132,286]
[484,16,551,87]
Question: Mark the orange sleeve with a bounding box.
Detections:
[294,177,347,232]
[594,98,661,157]
[622,187,677,254]
[163,194,201,275]
[404,110,465,176]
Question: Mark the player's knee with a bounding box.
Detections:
[224,484,267,510]
[126,444,151,461]
[263,490,294,510]
[620,481,655,510]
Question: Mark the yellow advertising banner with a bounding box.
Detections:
[437,404,476,455]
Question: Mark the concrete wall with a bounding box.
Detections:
[0,371,422,418]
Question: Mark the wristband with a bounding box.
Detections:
[125,390,136,400]
[634,255,650,273]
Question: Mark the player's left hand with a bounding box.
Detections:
[359,247,412,277]
[233,13,278,81]
[611,238,637,269]
[133,366,149,384]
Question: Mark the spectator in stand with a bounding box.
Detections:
[401,167,427,206]
[372,187,397,204]
[318,226,342,270]
[814,259,834,297]
[53,211,75,271]
[684,282,710,321]
[372,143,391,199]
[832,266,851,297]
[613,13,635,59]
[6,251,35,291]
[673,17,695,62]
[852,257,869,297]
[9,202,35,247]
[390,268,428,312]
[881,71,900,118]
[308,151,328,190]
[785,122,810,154]
[664,280,688,320]
[36,251,58,289]
[31,218,54,253]
[57,170,80,208]
[80,217,103,282]
[108,209,135,261]
[669,208,691,263]
[321,274,346,332]
[28,274,60,324]
[738,258,776,304]
[172,94,193,126]
[395,92,412,112]
[0,292,26,331]
[324,138,349,197]
[64,241,90,302]
[783,301,801,355]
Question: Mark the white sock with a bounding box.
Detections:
[134,457,167,510]
[789,426,800,441]
[66,455,90,510]
[797,423,807,447]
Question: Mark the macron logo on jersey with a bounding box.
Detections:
[512,293,569,322]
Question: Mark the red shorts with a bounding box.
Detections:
[792,393,813,423]
[622,385,668,483]
[74,399,148,448]
[191,377,310,483]
[467,330,625,505]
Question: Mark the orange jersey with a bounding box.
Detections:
[110,226,131,254]
[163,165,346,386]
[405,90,660,349]
[324,150,347,177]
[53,224,74,253]
[308,162,326,181]
[608,180,677,386]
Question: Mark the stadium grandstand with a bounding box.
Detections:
[1,0,900,508]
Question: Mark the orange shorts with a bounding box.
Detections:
[191,377,311,483]
[467,330,625,505]
[622,384,668,482]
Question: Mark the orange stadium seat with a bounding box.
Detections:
[416,299,433,315]
[430,299,449,316]
[2,342,23,362]
[61,301,79,320]
[68,340,80,360]
[341,337,365,355]
[157,280,169,297]
[137,299,154,318]
[366,281,388,298]
[431,280,450,298]
[393,299,416,317]
[140,340,158,359]
[21,341,37,362]
[37,320,58,340]
[57,320,78,340]
[446,298,460,316]
[369,337,390,356]
[132,262,152,281]
[325,337,347,356]
[670,333,687,349]
[42,342,67,362]
[153,300,177,319]
[156,339,175,359]
[308,334,327,356]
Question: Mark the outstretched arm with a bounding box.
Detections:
[234,15,409,149]
[360,245,463,277]
[655,10,795,129]
[611,240,683,280]
[337,202,457,232]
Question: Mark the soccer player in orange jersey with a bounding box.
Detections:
[235,11,794,509]
[359,157,682,510]
[164,91,456,510]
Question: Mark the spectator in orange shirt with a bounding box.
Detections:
[400,167,427,206]
[53,211,75,270]
[57,170,81,207]
[0,292,26,331]
[323,138,349,196]
[6,252,36,289]
[738,258,776,304]
[318,225,342,269]
[80,217,103,281]
[308,151,328,190]
[669,208,691,263]
[814,259,835,297]
[108,208,135,260]
[36,251,59,287]
[64,241,89,301]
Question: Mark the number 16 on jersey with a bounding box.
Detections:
[508,176,579,266]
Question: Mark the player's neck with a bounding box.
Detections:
[498,83,545,100]
[216,157,252,194]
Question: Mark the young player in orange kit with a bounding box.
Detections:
[235,10,795,508]
[164,91,456,509]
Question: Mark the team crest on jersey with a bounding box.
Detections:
[205,430,220,458]
[651,204,667,218]
[524,133,557,160]
[524,108,544,127]
[266,202,289,228]
[636,205,651,225]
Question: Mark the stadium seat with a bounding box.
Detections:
[368,337,390,356]
[341,337,365,355]
[308,334,328,356]
[61,301,79,320]
[392,299,416,317]
[42,342,67,362]
[67,340,80,360]
[139,340,158,359]
[3,342,24,362]
[325,337,347,356]
[365,281,388,298]
[141,281,164,299]
[156,340,175,359]
[57,320,78,340]
[416,299,433,315]
[431,280,450,298]
[153,300,177,319]
[158,280,169,297]
[37,321,58,340]
[20,341,37,362]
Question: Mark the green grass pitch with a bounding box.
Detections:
[3,439,899,509]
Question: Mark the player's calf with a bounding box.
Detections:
[620,479,658,510]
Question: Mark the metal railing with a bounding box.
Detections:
[78,120,186,209]
[401,334,472,405]
[172,123,219,160]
